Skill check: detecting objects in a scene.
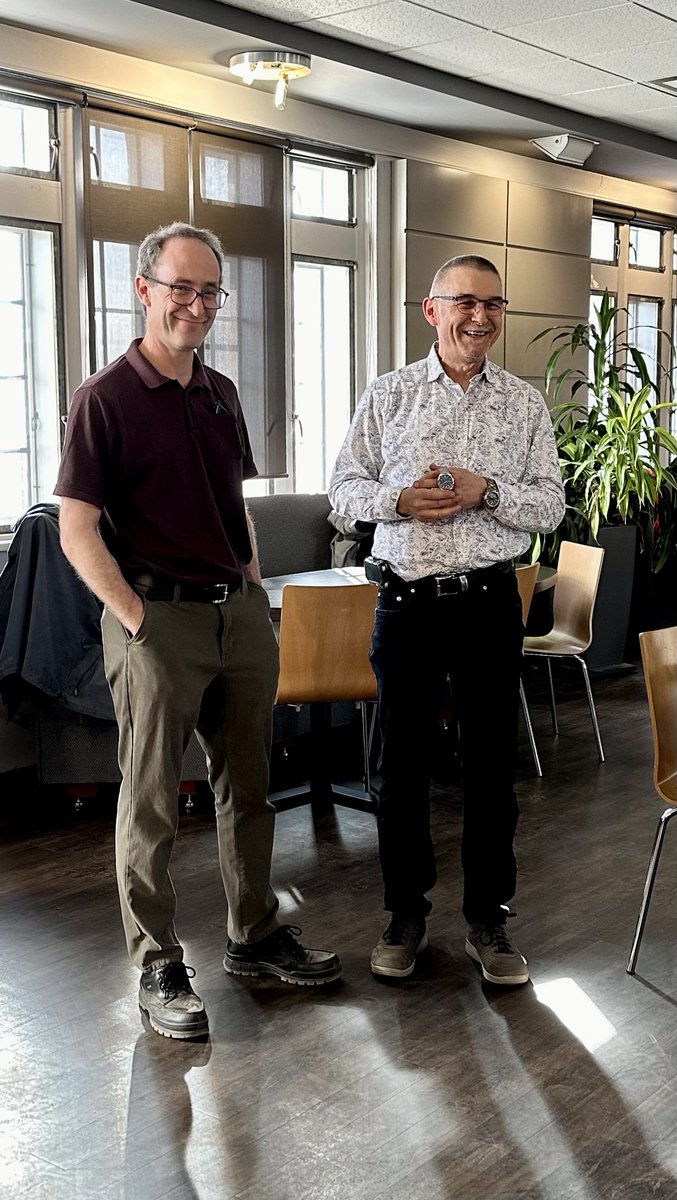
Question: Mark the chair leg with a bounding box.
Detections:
[360,703,371,794]
[520,680,542,777]
[627,806,677,974]
[577,656,605,762]
[546,657,558,735]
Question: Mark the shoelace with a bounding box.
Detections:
[270,924,304,959]
[479,925,514,955]
[156,962,196,999]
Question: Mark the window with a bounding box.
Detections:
[627,297,660,387]
[287,158,368,495]
[591,218,616,263]
[291,159,354,223]
[629,225,661,270]
[86,113,286,476]
[0,222,61,528]
[292,260,353,492]
[590,212,675,436]
[0,94,55,177]
[93,240,144,366]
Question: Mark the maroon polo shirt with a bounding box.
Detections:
[55,340,256,583]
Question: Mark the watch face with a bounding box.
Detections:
[484,481,500,509]
[437,471,455,490]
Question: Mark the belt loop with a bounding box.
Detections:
[460,574,469,592]
[172,583,181,604]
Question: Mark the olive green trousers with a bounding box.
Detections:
[101,580,280,971]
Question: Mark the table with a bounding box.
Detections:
[535,564,557,593]
[262,566,367,622]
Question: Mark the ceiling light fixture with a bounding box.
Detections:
[530,134,598,166]
[229,51,312,111]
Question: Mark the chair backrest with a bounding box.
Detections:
[640,627,677,807]
[276,584,378,705]
[515,563,539,624]
[552,541,605,650]
[246,493,332,577]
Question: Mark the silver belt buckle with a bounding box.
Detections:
[212,584,229,604]
[435,573,469,597]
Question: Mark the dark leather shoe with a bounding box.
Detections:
[223,924,341,986]
[139,962,209,1039]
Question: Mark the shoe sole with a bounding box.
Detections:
[223,959,342,986]
[464,939,529,986]
[139,1000,209,1039]
[370,933,428,978]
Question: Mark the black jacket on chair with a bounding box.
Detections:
[0,504,114,721]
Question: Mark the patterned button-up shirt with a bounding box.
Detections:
[328,344,565,581]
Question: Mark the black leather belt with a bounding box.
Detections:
[380,559,513,599]
[132,575,243,604]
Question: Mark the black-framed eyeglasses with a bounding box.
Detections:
[430,294,508,314]
[143,275,229,310]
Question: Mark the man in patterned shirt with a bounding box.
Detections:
[329,254,565,986]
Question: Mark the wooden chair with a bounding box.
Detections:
[627,627,677,974]
[515,563,542,777]
[273,583,378,811]
[523,541,606,762]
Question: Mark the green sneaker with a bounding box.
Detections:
[465,922,529,986]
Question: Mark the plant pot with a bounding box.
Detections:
[586,524,638,675]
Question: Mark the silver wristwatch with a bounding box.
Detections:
[482,477,500,511]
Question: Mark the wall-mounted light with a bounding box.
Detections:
[229,51,312,111]
[530,134,598,166]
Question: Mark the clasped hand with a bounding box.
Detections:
[396,462,487,523]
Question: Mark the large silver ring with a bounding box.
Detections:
[437,471,455,490]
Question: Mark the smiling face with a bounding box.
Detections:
[422,263,504,380]
[135,236,221,362]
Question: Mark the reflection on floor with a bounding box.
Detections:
[3,661,677,1200]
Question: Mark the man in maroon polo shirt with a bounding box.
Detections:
[56,222,340,1040]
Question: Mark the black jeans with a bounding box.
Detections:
[369,566,524,925]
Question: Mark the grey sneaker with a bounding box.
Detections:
[371,914,428,978]
[138,962,209,1039]
[465,922,529,986]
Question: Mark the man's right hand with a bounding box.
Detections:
[123,595,145,637]
[396,473,459,523]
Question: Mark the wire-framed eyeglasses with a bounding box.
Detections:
[430,294,508,315]
[143,275,229,310]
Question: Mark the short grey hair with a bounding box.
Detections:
[136,222,225,281]
[430,254,502,297]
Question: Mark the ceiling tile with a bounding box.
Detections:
[474,60,628,97]
[635,0,677,17]
[300,1,471,51]
[565,81,677,115]
[420,0,627,29]
[215,0,371,14]
[504,3,676,55]
[393,28,569,75]
[585,39,677,80]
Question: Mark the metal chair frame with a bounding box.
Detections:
[627,626,677,974]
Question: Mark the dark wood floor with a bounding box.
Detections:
[3,660,677,1200]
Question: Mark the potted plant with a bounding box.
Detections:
[530,290,677,670]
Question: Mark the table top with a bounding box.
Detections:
[262,563,556,620]
[262,567,367,619]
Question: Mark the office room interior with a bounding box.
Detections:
[1,2,677,1198]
